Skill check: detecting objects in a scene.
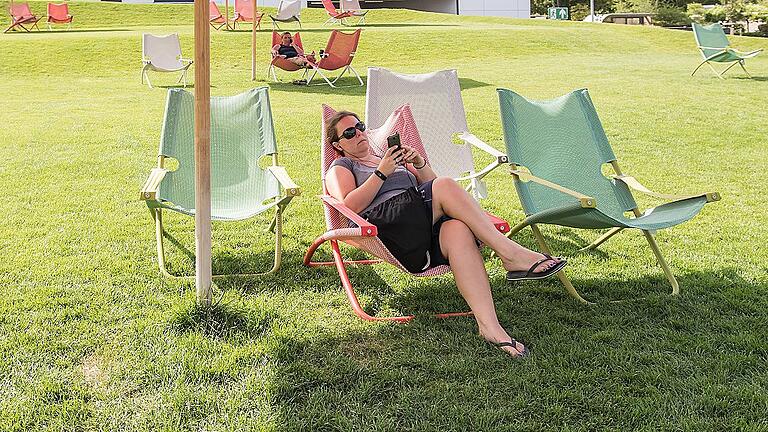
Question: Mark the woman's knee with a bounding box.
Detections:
[433,176,462,193]
[440,220,475,246]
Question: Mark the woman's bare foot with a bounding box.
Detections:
[479,326,527,358]
[501,249,563,274]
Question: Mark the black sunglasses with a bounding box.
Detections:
[339,122,366,140]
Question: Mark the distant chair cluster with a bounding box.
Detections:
[4,1,72,33]
[208,0,368,31]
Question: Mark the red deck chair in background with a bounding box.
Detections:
[303,104,511,322]
[321,0,352,26]
[209,1,226,30]
[46,3,72,30]
[268,31,309,82]
[5,2,41,33]
[232,0,263,30]
[306,29,363,87]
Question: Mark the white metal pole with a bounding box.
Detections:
[194,0,213,306]
[590,0,595,22]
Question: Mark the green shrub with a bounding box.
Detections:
[655,5,692,26]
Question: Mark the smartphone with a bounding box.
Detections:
[387,132,402,151]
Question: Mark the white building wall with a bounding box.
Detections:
[459,0,530,18]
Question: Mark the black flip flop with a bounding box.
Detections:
[491,338,529,358]
[506,254,567,282]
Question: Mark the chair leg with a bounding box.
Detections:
[738,60,752,78]
[641,230,679,296]
[529,224,592,305]
[721,61,739,76]
[579,227,624,252]
[706,62,725,80]
[152,208,186,279]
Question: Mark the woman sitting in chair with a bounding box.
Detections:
[325,111,567,358]
[271,31,314,67]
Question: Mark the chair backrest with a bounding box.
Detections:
[143,33,184,70]
[158,88,280,218]
[365,68,474,179]
[321,0,340,14]
[497,88,636,218]
[692,22,730,59]
[10,2,34,18]
[271,30,303,50]
[319,29,360,71]
[276,0,301,19]
[340,0,361,12]
[235,0,256,18]
[47,3,69,19]
[209,1,222,19]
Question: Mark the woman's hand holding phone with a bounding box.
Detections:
[377,146,401,176]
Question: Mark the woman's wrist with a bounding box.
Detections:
[373,169,388,181]
[412,158,427,169]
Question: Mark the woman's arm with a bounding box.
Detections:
[401,145,437,183]
[326,148,401,213]
[294,44,305,56]
[271,44,281,57]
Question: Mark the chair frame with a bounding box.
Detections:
[141,34,193,89]
[305,30,364,88]
[321,0,352,26]
[209,1,227,30]
[141,153,301,279]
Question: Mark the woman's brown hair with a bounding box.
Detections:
[325,111,359,156]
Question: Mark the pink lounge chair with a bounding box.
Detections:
[303,104,510,322]
[306,29,363,87]
[232,0,263,30]
[46,3,72,30]
[209,1,226,30]
[321,0,352,26]
[268,31,308,81]
[5,2,41,33]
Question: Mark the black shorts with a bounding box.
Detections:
[417,179,451,269]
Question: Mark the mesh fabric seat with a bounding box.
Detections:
[140,87,301,278]
[4,2,41,33]
[303,104,510,322]
[691,22,762,79]
[232,0,263,29]
[141,33,193,88]
[366,68,508,199]
[306,29,363,87]
[270,0,301,29]
[498,88,720,303]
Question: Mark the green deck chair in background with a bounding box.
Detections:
[140,87,301,278]
[497,88,720,303]
[692,22,762,79]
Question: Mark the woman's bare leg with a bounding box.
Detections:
[440,220,525,357]
[430,177,559,273]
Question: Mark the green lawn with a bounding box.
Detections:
[1,2,767,430]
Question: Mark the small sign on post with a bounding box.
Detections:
[548,7,569,20]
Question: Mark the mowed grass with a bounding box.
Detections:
[1,1,768,430]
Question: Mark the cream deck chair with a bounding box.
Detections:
[365,67,508,200]
[270,0,301,29]
[141,34,193,89]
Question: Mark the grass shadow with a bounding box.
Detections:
[268,78,366,96]
[168,299,277,341]
[731,75,768,81]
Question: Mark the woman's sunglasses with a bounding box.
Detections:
[340,122,366,140]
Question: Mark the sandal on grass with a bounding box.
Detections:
[506,254,566,282]
[491,339,529,358]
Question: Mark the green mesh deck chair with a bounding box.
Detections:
[497,88,721,303]
[692,22,762,79]
[140,87,301,279]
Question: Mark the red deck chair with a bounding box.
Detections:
[268,31,308,82]
[5,2,41,33]
[209,1,226,30]
[232,0,263,30]
[304,104,511,322]
[321,0,352,26]
[306,29,363,87]
[46,3,72,30]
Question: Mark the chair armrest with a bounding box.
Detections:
[612,175,721,203]
[510,167,597,208]
[179,58,194,65]
[319,195,377,236]
[458,132,509,163]
[266,165,301,197]
[484,211,510,234]
[140,168,168,200]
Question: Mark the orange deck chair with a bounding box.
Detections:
[306,29,363,87]
[209,1,226,30]
[5,2,41,33]
[303,104,510,322]
[46,3,72,30]
[268,31,309,82]
[232,0,263,30]
[321,0,352,25]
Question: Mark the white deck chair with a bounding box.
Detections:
[365,67,508,200]
[270,0,301,29]
[340,0,367,25]
[141,34,193,89]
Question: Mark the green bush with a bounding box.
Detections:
[655,5,692,26]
